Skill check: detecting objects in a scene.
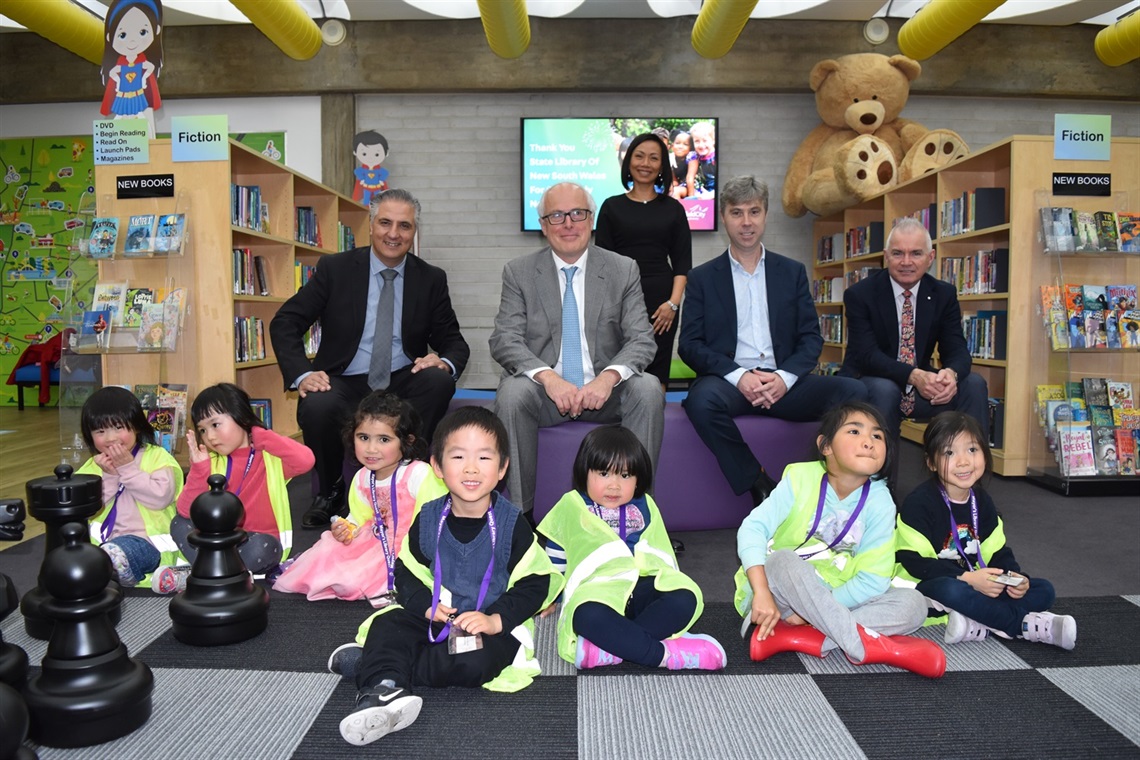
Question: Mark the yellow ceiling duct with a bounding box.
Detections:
[0,0,103,65]
[229,0,322,61]
[1095,9,1140,67]
[477,0,530,59]
[897,0,1006,61]
[691,0,759,59]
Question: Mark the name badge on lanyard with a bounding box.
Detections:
[427,498,498,655]
[368,468,400,608]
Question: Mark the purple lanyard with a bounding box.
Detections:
[99,443,141,543]
[369,467,400,596]
[427,498,497,643]
[590,502,628,540]
[795,474,870,558]
[938,485,986,570]
[224,446,257,497]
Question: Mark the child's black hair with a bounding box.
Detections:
[190,382,265,434]
[815,400,893,481]
[342,390,427,464]
[571,425,653,499]
[80,386,156,453]
[923,411,992,483]
[430,406,509,464]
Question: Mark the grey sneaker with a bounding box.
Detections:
[944,610,989,644]
[327,642,364,678]
[1021,611,1077,650]
[339,685,422,746]
[103,542,138,588]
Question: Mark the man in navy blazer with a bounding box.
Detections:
[270,189,469,526]
[840,218,988,460]
[679,176,866,504]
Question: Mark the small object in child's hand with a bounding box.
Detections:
[448,620,483,654]
[991,572,1025,586]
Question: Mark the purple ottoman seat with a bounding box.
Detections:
[448,395,818,532]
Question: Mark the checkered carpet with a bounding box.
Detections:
[4,591,1138,759]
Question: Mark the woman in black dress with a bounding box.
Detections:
[595,133,693,389]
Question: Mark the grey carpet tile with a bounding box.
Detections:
[1040,664,1140,746]
[578,673,866,760]
[31,667,339,760]
[1125,594,1140,609]
[535,610,577,677]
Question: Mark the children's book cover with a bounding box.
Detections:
[1093,211,1119,252]
[1036,384,1065,427]
[160,287,186,351]
[1115,430,1136,476]
[1118,212,1140,253]
[1074,211,1099,252]
[91,281,128,326]
[1038,286,1068,349]
[78,309,111,350]
[123,214,156,256]
[1107,381,1134,409]
[1059,428,1097,477]
[1120,309,1140,348]
[1064,284,1085,348]
[1089,405,1118,476]
[1082,284,1108,313]
[136,303,167,351]
[1115,407,1140,430]
[1106,284,1137,312]
[1082,377,1110,408]
[133,384,159,410]
[123,287,155,328]
[87,217,119,258]
[153,213,186,255]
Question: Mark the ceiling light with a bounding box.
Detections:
[864,17,890,44]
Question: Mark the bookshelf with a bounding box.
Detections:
[74,140,367,459]
[810,136,1140,478]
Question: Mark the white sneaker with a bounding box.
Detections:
[151,565,190,594]
[1021,611,1077,650]
[339,685,422,746]
[944,610,990,644]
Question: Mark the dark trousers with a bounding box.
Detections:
[356,606,521,692]
[170,515,282,575]
[683,373,868,494]
[297,367,455,496]
[918,575,1056,639]
[572,576,697,666]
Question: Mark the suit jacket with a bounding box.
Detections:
[839,270,971,388]
[269,246,469,390]
[488,244,655,377]
[678,249,822,380]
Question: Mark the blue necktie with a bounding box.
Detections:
[561,266,584,388]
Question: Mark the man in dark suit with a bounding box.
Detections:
[270,188,469,527]
[489,182,663,516]
[679,176,866,505]
[841,217,988,458]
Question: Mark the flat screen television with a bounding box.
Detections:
[521,117,719,232]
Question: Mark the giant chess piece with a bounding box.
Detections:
[23,523,153,748]
[169,474,269,646]
[0,498,26,542]
[0,682,39,760]
[0,573,29,690]
[20,465,119,640]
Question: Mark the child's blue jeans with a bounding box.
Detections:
[918,575,1056,638]
[105,534,161,583]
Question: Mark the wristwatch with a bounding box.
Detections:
[666,301,679,312]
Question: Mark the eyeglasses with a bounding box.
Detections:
[540,208,591,225]
[887,249,930,261]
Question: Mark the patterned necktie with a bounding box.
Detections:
[368,269,398,390]
[561,266,584,388]
[898,289,916,415]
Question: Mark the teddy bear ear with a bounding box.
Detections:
[888,55,922,82]
[809,59,841,92]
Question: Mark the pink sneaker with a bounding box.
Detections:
[663,633,727,671]
[152,565,190,595]
[574,637,622,669]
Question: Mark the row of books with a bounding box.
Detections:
[295,261,317,292]
[1039,207,1139,253]
[85,213,185,258]
[337,222,356,252]
[296,206,322,248]
[249,398,273,430]
[1036,378,1138,477]
[78,286,186,352]
[940,248,1008,296]
[846,266,880,287]
[893,205,936,239]
[845,221,884,258]
[816,232,844,264]
[1039,284,1139,350]
[961,310,1007,360]
[233,247,270,297]
[812,276,844,304]
[818,313,843,343]
[232,184,268,232]
[940,187,1005,238]
[234,315,267,363]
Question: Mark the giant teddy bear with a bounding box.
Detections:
[782,53,968,218]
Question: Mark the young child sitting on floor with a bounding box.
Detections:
[736,401,945,678]
[334,406,562,747]
[538,425,725,671]
[896,411,1076,649]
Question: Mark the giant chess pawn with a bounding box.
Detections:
[0,498,26,542]
[0,573,29,689]
[169,474,269,646]
[23,522,153,748]
[20,465,119,640]
[0,682,39,760]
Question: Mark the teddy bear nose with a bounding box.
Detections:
[860,113,878,125]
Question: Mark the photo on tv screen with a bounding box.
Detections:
[521,117,719,232]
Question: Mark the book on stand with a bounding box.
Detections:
[87,217,118,258]
[123,287,155,329]
[92,282,128,326]
[153,213,186,255]
[1094,211,1120,251]
[1118,212,1140,253]
[123,214,156,256]
[78,309,111,350]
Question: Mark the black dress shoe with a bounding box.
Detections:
[747,469,779,506]
[671,539,685,553]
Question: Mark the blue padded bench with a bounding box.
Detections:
[12,364,60,410]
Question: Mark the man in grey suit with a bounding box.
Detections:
[489,182,665,516]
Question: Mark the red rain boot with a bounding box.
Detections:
[750,620,827,661]
[850,625,946,678]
